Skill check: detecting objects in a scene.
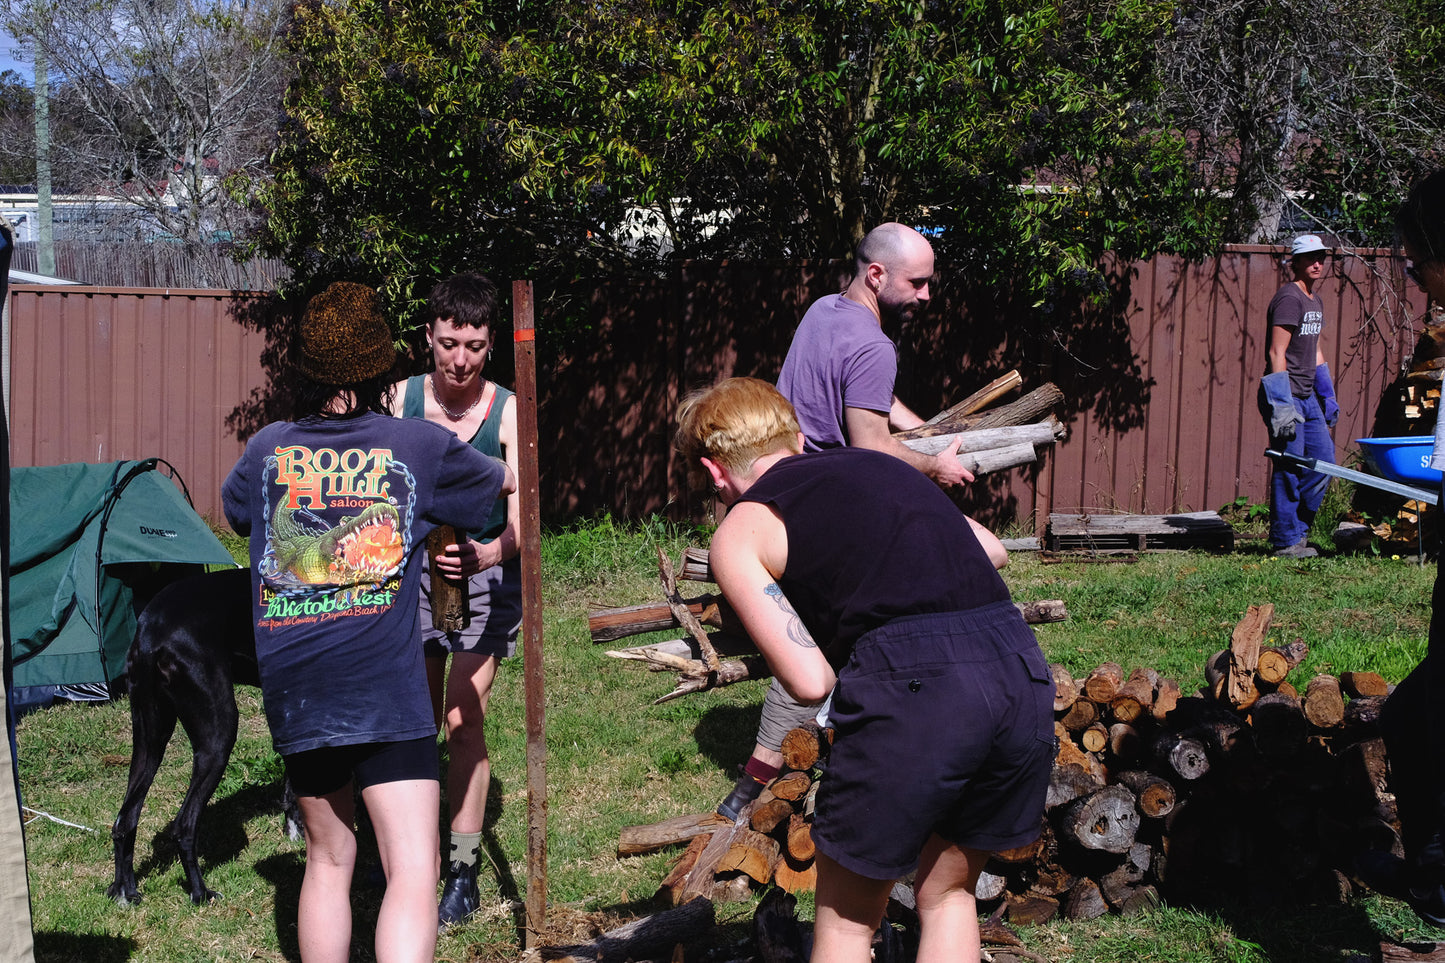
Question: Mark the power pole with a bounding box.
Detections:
[33,27,53,277]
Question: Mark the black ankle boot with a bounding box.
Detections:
[438,860,480,930]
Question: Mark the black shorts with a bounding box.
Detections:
[283,735,438,798]
[812,603,1055,880]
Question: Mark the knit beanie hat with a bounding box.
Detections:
[297,282,396,385]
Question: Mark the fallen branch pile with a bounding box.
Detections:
[590,548,1068,704]
[614,601,1404,947]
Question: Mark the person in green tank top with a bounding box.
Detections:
[392,272,521,930]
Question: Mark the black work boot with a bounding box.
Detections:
[438,860,480,931]
[716,768,765,821]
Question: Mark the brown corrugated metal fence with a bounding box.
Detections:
[6,247,1430,534]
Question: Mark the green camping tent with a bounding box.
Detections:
[9,459,238,695]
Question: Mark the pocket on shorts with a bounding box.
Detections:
[1016,647,1057,746]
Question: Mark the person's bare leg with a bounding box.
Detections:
[913,835,989,963]
[443,652,501,835]
[810,851,893,963]
[363,778,441,963]
[296,785,357,963]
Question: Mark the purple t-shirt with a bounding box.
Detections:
[1266,283,1325,397]
[222,411,505,754]
[776,294,897,451]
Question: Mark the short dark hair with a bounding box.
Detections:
[1398,170,1445,264]
[428,272,498,330]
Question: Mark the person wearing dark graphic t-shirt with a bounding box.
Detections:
[1258,233,1339,558]
[223,282,513,963]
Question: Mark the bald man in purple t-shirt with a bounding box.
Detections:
[778,223,969,486]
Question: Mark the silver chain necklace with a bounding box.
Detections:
[428,373,484,420]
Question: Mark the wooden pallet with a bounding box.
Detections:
[1045,511,1235,554]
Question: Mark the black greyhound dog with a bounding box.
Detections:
[108,566,299,905]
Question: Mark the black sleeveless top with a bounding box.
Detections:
[736,448,1011,669]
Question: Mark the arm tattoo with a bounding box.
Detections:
[764,582,817,649]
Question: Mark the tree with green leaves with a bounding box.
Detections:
[261,0,1228,329]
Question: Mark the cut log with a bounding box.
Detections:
[1152,677,1182,721]
[1341,671,1390,698]
[1059,697,1099,732]
[1059,785,1140,853]
[656,833,711,906]
[895,382,1061,438]
[1204,649,1230,694]
[589,594,739,643]
[1250,691,1307,757]
[540,896,715,963]
[780,722,831,771]
[1256,640,1308,685]
[1046,762,1106,810]
[713,873,755,903]
[1113,770,1176,818]
[1062,877,1110,920]
[1152,731,1210,781]
[897,421,1061,457]
[1052,663,1081,712]
[681,545,712,582]
[1005,893,1060,926]
[1107,723,1142,765]
[769,771,814,803]
[426,526,469,631]
[717,828,781,884]
[1056,733,1096,772]
[976,869,1008,902]
[1081,722,1109,753]
[773,857,817,894]
[919,370,1023,429]
[1228,604,1273,707]
[1083,662,1124,704]
[961,383,1066,433]
[618,811,731,856]
[750,796,797,835]
[1306,670,1346,722]
[785,813,815,863]
[1345,695,1388,730]
[1110,669,1155,724]
[953,442,1042,477]
[991,833,1045,865]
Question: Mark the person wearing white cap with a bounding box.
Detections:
[1258,233,1338,558]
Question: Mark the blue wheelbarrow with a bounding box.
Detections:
[1266,437,1439,559]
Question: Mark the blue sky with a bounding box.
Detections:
[0,27,30,81]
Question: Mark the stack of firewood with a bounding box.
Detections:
[619,722,833,906]
[615,601,1402,938]
[979,601,1395,923]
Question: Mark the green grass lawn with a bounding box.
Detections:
[16,517,1445,962]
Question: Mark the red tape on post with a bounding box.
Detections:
[514,329,536,342]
